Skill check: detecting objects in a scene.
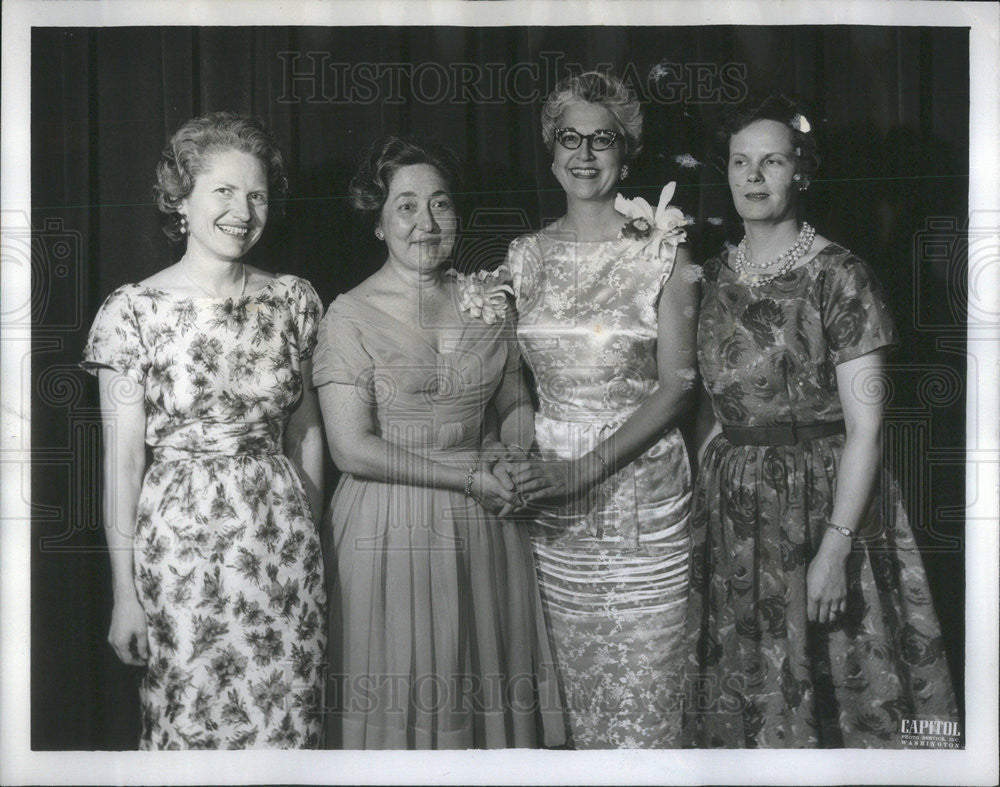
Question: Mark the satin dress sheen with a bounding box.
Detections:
[312,292,565,750]
[82,276,327,749]
[683,245,959,748]
[507,232,693,748]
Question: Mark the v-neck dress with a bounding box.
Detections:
[312,292,565,750]
[81,276,327,749]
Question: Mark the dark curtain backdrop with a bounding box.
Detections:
[31,25,968,749]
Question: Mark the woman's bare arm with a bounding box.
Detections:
[516,246,700,501]
[806,349,886,623]
[283,358,324,523]
[97,368,149,666]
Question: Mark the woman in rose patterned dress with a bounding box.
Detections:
[682,94,959,747]
[314,136,564,749]
[82,113,326,749]
[505,71,698,748]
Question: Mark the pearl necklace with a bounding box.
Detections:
[182,259,247,299]
[733,222,815,285]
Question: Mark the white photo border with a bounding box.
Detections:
[2,0,997,784]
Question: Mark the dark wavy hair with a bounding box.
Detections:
[348,135,463,228]
[712,93,820,185]
[540,70,643,160]
[153,112,289,242]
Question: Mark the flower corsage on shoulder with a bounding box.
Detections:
[448,264,515,325]
[616,181,691,259]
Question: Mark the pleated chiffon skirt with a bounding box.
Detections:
[323,470,566,749]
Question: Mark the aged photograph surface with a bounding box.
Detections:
[2,0,997,784]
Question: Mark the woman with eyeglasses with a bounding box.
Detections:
[503,71,698,748]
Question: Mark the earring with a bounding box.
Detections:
[620,165,630,180]
[792,173,801,181]
[177,214,188,235]
[374,227,384,241]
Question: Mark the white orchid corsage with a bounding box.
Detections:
[448,264,514,325]
[615,181,690,258]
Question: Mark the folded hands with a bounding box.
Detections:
[470,445,598,518]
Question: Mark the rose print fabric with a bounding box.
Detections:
[82,276,326,750]
[313,293,565,750]
[508,232,692,748]
[683,244,959,747]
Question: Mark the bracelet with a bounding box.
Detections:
[592,447,610,472]
[826,521,854,540]
[464,466,477,498]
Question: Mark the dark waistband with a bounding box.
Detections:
[721,420,846,446]
[152,447,282,462]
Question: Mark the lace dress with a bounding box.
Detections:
[313,292,565,749]
[683,245,959,747]
[81,276,326,749]
[507,232,692,748]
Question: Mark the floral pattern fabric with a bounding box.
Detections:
[507,231,692,748]
[683,244,959,748]
[82,276,326,750]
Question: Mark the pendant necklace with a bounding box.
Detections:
[182,259,247,298]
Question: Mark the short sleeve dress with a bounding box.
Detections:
[506,231,693,749]
[683,244,959,748]
[313,291,565,750]
[81,275,327,750]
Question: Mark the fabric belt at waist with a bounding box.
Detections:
[152,447,282,462]
[721,420,846,446]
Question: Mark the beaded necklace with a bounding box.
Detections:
[733,221,815,285]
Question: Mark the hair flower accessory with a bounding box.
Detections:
[615,181,690,258]
[448,264,514,325]
[789,113,811,134]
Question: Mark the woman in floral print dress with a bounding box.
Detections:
[82,113,326,749]
[505,71,698,748]
[682,94,958,747]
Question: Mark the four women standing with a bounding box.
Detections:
[84,83,959,751]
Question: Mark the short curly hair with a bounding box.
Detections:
[348,135,463,225]
[153,112,289,242]
[712,93,820,184]
[540,71,643,160]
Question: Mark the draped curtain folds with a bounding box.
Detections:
[30,25,968,749]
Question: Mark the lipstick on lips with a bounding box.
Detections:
[218,223,250,238]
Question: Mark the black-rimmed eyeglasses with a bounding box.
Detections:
[554,127,619,151]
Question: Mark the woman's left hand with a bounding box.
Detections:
[511,455,598,509]
[806,541,851,624]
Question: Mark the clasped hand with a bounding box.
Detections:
[470,446,590,518]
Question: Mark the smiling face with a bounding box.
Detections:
[551,101,626,204]
[179,148,269,264]
[378,163,457,274]
[727,119,801,225]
